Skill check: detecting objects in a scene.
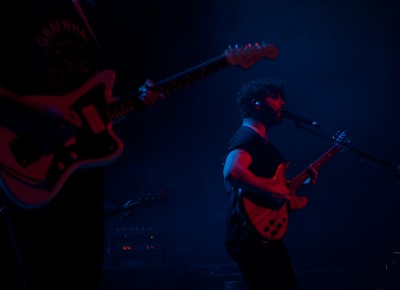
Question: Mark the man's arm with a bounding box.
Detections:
[223,148,290,200]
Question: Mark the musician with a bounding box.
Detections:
[222,78,318,290]
[0,1,163,289]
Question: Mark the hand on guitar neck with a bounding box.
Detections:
[138,79,165,107]
[289,165,318,210]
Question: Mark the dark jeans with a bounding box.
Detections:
[225,238,298,290]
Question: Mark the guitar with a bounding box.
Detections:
[104,188,165,218]
[241,131,350,240]
[0,42,279,209]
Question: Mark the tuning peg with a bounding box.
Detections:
[256,42,264,50]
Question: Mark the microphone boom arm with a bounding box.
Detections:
[290,117,400,184]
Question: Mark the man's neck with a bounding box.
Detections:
[242,118,269,141]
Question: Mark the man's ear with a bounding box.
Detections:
[251,99,262,109]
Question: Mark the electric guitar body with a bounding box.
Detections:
[0,70,123,208]
[241,162,291,241]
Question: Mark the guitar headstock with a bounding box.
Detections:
[224,42,279,69]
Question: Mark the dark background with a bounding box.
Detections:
[99,0,400,289]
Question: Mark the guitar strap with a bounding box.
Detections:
[71,0,100,47]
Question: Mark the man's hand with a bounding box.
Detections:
[138,79,165,107]
[305,166,318,185]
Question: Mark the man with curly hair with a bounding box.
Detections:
[222,78,317,290]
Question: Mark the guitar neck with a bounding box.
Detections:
[153,54,229,94]
[106,43,279,122]
[289,144,342,191]
[107,55,228,122]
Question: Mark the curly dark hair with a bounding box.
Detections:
[237,78,286,118]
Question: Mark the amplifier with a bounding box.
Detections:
[105,226,167,267]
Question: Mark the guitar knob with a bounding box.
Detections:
[70,152,78,160]
[57,162,65,170]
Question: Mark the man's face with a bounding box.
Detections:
[259,93,286,126]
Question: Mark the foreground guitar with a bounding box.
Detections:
[0,42,279,208]
[241,131,349,240]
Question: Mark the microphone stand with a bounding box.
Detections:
[289,119,400,184]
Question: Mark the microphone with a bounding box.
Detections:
[281,110,319,127]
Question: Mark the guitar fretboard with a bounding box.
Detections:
[106,43,279,123]
[289,143,342,190]
[154,55,229,95]
[106,55,228,122]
